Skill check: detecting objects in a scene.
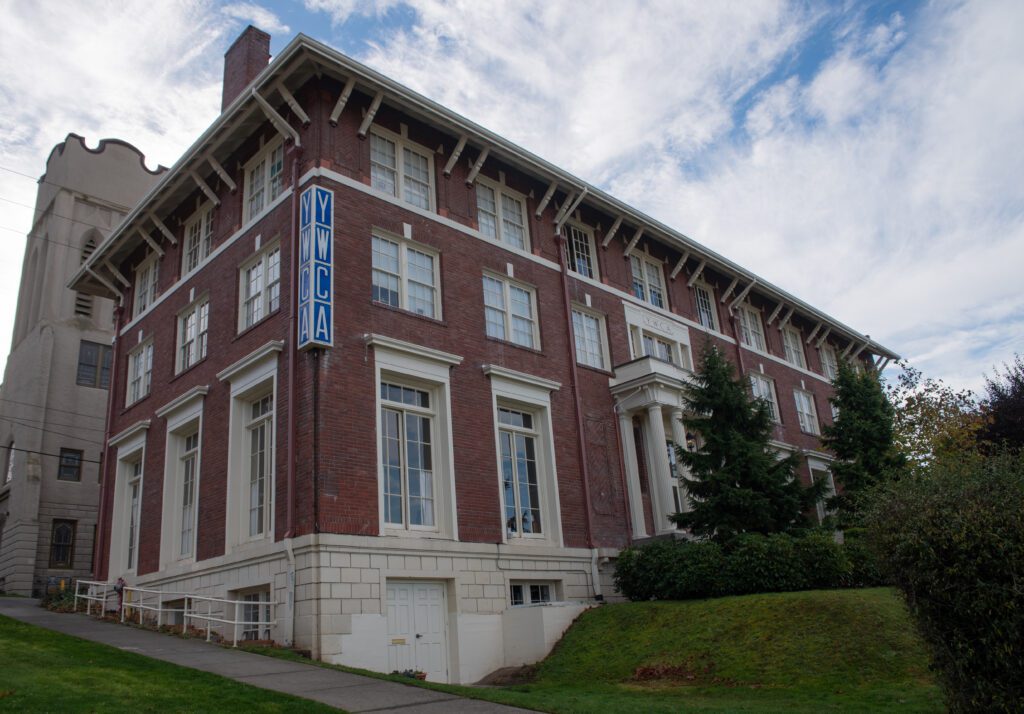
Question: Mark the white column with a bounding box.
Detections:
[645,404,677,533]
[670,408,691,513]
[618,412,648,538]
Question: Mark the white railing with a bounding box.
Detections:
[75,581,278,648]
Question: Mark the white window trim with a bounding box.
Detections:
[565,222,598,280]
[158,390,205,568]
[623,302,693,371]
[820,344,839,381]
[109,426,148,579]
[126,339,154,407]
[629,252,666,308]
[482,272,541,350]
[219,342,282,554]
[570,304,610,371]
[749,372,781,423]
[794,389,820,435]
[485,366,562,547]
[372,339,460,540]
[369,126,436,212]
[509,580,560,606]
[243,136,285,224]
[238,239,282,333]
[371,231,442,319]
[692,281,719,332]
[176,295,210,374]
[782,326,806,369]
[808,457,837,524]
[476,176,530,251]
[181,202,214,277]
[133,253,159,318]
[737,303,766,352]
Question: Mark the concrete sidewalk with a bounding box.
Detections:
[0,597,535,713]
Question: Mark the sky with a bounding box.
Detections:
[0,0,1021,395]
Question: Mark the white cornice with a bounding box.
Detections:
[217,341,285,382]
[155,385,209,419]
[482,364,561,392]
[108,420,151,448]
[364,334,463,366]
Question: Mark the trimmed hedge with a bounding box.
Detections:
[614,531,881,601]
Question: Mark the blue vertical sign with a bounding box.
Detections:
[297,185,334,350]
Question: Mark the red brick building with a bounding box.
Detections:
[72,27,898,682]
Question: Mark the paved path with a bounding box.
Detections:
[0,597,534,713]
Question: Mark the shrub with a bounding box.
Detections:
[866,451,1024,712]
[840,529,888,588]
[614,539,724,600]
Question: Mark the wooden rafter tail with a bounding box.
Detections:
[443,136,467,177]
[535,181,558,219]
[465,147,490,186]
[252,89,301,147]
[205,155,236,193]
[138,228,164,257]
[330,76,357,126]
[357,91,384,138]
[622,227,644,259]
[669,250,691,280]
[555,188,587,231]
[719,276,739,303]
[275,81,310,125]
[766,302,784,326]
[686,259,707,287]
[103,259,131,288]
[188,169,220,207]
[729,279,757,311]
[600,215,623,249]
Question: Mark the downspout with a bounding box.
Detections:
[311,347,322,660]
[553,227,601,600]
[94,302,124,581]
[728,311,748,375]
[284,139,304,647]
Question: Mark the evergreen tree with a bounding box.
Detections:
[980,353,1024,452]
[672,345,819,540]
[822,360,904,527]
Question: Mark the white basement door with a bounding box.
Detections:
[386,581,447,681]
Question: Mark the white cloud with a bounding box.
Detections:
[222,2,291,35]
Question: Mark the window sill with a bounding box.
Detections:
[485,336,545,356]
[171,357,208,383]
[576,362,614,377]
[234,309,281,342]
[122,394,151,414]
[371,300,446,326]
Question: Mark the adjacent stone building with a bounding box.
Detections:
[70,27,898,682]
[0,135,163,595]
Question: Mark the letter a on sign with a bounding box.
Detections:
[298,185,334,350]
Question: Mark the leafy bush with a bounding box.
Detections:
[840,529,888,588]
[614,532,856,601]
[865,451,1024,713]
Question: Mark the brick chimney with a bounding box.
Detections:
[222,25,271,111]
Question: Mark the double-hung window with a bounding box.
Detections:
[641,333,676,364]
[57,448,83,482]
[76,340,112,389]
[482,274,538,349]
[820,345,839,381]
[370,130,433,211]
[133,254,160,317]
[565,224,597,279]
[182,205,214,275]
[380,382,435,530]
[498,407,542,537]
[371,234,439,318]
[782,327,806,368]
[239,243,281,330]
[126,341,153,406]
[477,180,528,250]
[737,304,766,352]
[179,431,199,557]
[629,254,665,308]
[126,459,142,570]
[244,139,285,222]
[749,373,780,422]
[794,390,820,435]
[571,307,608,370]
[693,283,719,331]
[177,298,209,372]
[247,394,274,538]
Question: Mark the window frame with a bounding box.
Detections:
[498,406,544,539]
[49,519,76,569]
[570,306,609,370]
[692,282,719,331]
[510,581,556,606]
[629,253,666,308]
[76,340,112,389]
[749,372,781,423]
[57,448,83,482]
[794,389,820,435]
[737,304,766,352]
[781,326,806,368]
[565,222,598,280]
[246,393,275,540]
[238,241,282,332]
[243,137,285,224]
[476,177,530,251]
[182,203,214,276]
[482,273,540,350]
[125,457,143,572]
[820,344,839,381]
[371,232,441,319]
[177,296,210,373]
[379,380,438,533]
[126,340,154,407]
[369,128,436,212]
[133,253,160,318]
[809,464,837,524]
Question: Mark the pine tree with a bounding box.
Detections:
[821,360,903,528]
[672,345,819,540]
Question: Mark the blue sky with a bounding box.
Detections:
[0,0,1021,394]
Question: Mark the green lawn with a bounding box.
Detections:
[250,587,943,713]
[0,614,340,713]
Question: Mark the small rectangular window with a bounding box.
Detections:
[126,341,154,406]
[566,224,597,279]
[794,390,820,435]
[476,181,528,250]
[782,327,806,369]
[239,243,281,331]
[177,298,210,373]
[571,308,607,370]
[820,345,839,381]
[244,141,285,222]
[510,581,554,606]
[76,340,112,389]
[371,234,439,318]
[370,130,434,211]
[693,284,718,331]
[49,519,76,569]
[737,305,766,352]
[182,205,214,275]
[482,274,539,349]
[57,448,83,482]
[133,254,160,318]
[629,254,665,308]
[750,373,780,423]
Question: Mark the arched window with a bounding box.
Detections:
[50,520,76,568]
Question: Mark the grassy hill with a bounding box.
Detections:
[476,587,942,713]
